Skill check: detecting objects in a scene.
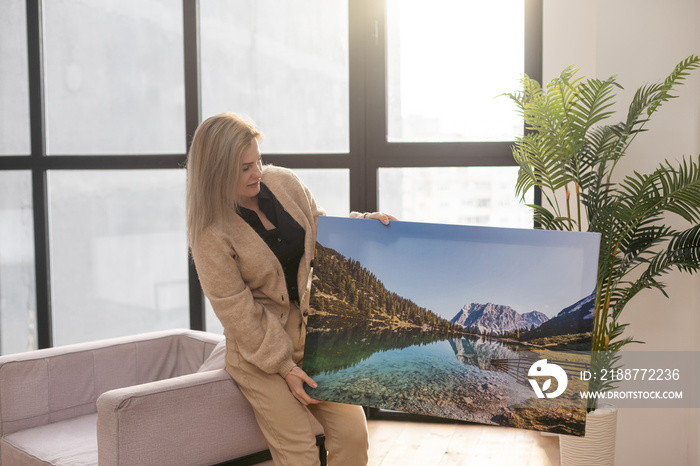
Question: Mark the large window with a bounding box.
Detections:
[0,0,541,352]
[365,0,538,222]
[200,0,350,154]
[43,0,186,155]
[48,170,188,345]
[386,0,524,143]
[378,167,531,227]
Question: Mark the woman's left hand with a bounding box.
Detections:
[364,212,397,225]
[284,366,321,406]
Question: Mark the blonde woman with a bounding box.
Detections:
[187,112,394,465]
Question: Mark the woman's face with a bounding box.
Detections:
[236,138,263,202]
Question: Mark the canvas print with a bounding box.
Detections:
[303,216,601,436]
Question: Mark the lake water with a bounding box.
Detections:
[303,330,536,424]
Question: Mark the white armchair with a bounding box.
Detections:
[0,329,325,466]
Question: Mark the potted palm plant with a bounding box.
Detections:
[504,54,700,465]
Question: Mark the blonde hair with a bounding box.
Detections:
[186,112,262,249]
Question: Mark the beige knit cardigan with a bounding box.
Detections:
[192,165,336,378]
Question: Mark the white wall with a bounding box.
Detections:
[543,1,700,465]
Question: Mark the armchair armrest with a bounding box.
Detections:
[0,329,222,438]
[96,369,270,466]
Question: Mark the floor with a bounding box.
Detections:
[366,418,560,466]
[255,416,561,466]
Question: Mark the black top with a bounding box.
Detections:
[238,182,306,303]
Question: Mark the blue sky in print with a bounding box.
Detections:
[316,216,600,320]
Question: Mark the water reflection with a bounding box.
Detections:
[303,325,445,376]
[448,336,522,371]
[303,325,524,377]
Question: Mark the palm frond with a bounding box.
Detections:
[655,157,700,223]
[527,204,574,231]
[575,76,621,132]
[617,223,674,274]
[608,56,700,165]
[647,54,700,115]
[609,155,700,254]
[609,277,667,321]
[512,135,574,211]
[502,73,543,110]
[643,223,700,279]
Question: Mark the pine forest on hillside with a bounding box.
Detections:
[309,243,461,335]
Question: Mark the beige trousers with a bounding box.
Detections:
[227,302,369,466]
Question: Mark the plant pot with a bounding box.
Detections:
[559,404,617,466]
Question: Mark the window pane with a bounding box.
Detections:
[378,167,533,228]
[205,297,223,335]
[43,0,185,155]
[386,0,524,142]
[200,0,349,154]
[0,171,37,354]
[0,0,30,155]
[293,169,350,217]
[48,170,188,346]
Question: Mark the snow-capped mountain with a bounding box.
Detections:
[450,302,549,335]
[522,291,596,339]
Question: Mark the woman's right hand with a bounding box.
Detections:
[363,211,397,225]
[284,366,321,406]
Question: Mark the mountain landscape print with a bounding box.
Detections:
[303,217,600,436]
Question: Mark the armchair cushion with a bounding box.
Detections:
[1,414,97,466]
[197,339,227,373]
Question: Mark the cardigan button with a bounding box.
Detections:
[302,310,309,317]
